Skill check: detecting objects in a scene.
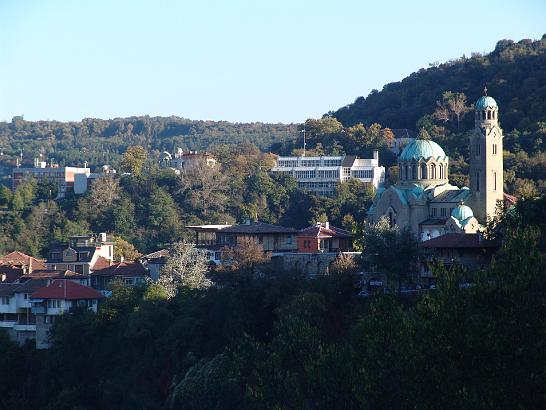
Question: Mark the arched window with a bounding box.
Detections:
[439,164,443,179]
[407,165,411,180]
[482,111,486,120]
[412,165,417,180]
[487,111,492,120]
[430,163,436,179]
[420,163,427,179]
[492,111,496,119]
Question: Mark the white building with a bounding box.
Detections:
[12,159,90,198]
[271,151,385,196]
[159,148,217,174]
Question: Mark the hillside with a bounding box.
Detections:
[332,36,546,133]
[0,116,297,171]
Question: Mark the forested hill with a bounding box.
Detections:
[0,117,297,169]
[332,35,546,132]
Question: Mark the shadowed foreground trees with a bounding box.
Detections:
[0,222,543,409]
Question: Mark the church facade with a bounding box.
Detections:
[368,89,504,241]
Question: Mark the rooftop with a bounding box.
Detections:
[419,233,499,249]
[31,279,103,300]
[92,261,148,278]
[221,222,298,235]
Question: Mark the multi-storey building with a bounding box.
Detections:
[45,234,114,275]
[12,159,90,198]
[271,151,385,196]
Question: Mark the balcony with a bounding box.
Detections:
[31,306,46,314]
[14,324,36,331]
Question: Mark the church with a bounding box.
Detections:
[368,89,507,241]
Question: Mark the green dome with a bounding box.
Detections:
[475,95,497,110]
[399,139,446,161]
[451,203,474,221]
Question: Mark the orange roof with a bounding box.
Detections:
[91,256,112,271]
[31,279,103,300]
[298,224,353,239]
[0,251,47,270]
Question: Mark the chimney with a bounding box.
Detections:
[373,150,379,162]
[120,255,125,263]
[324,221,330,230]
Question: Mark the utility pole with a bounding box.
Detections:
[300,126,306,157]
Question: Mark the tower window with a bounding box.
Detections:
[431,208,437,217]
[476,172,480,192]
[487,111,492,120]
[440,208,446,217]
[431,164,436,179]
[494,172,497,191]
[493,144,497,155]
[420,163,427,179]
[412,165,417,180]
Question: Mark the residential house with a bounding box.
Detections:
[91,261,149,290]
[186,224,232,265]
[297,222,354,253]
[140,249,169,280]
[216,222,298,254]
[45,233,114,275]
[419,233,501,287]
[31,279,103,349]
[159,148,217,174]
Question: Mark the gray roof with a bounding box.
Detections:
[341,155,357,167]
[430,188,472,204]
[220,222,297,235]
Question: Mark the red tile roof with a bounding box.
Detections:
[0,265,24,283]
[419,233,500,249]
[91,261,148,278]
[91,256,112,271]
[31,279,103,300]
[298,224,353,239]
[142,249,169,260]
[0,251,47,270]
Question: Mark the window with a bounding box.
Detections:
[440,208,446,217]
[494,172,497,191]
[24,294,28,300]
[430,164,436,179]
[420,163,427,179]
[431,208,437,217]
[492,144,497,155]
[1,297,9,305]
[487,111,491,120]
[124,278,134,285]
[47,300,61,309]
[439,164,443,179]
[412,165,417,179]
[476,172,480,192]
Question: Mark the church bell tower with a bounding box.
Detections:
[469,87,504,222]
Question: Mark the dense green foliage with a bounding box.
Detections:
[0,200,544,409]
[0,117,297,181]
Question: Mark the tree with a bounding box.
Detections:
[113,236,142,262]
[157,241,211,297]
[221,237,271,272]
[147,187,180,244]
[121,145,147,176]
[177,160,228,218]
[112,195,137,241]
[359,217,420,293]
[433,91,472,131]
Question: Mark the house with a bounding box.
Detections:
[186,224,232,265]
[0,251,48,282]
[91,261,149,290]
[73,165,117,195]
[419,233,501,287]
[297,222,354,253]
[271,152,385,197]
[216,222,298,253]
[140,249,169,280]
[31,279,103,349]
[45,233,114,275]
[159,148,217,174]
[12,159,90,198]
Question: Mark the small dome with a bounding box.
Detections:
[159,151,172,160]
[451,203,474,221]
[475,95,497,110]
[399,139,446,161]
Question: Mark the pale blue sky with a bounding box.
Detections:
[0,0,544,123]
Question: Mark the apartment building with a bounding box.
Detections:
[271,151,385,196]
[12,159,90,198]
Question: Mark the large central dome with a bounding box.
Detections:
[399,139,447,161]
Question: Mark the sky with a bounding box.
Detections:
[0,0,545,124]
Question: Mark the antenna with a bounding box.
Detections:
[300,126,306,157]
